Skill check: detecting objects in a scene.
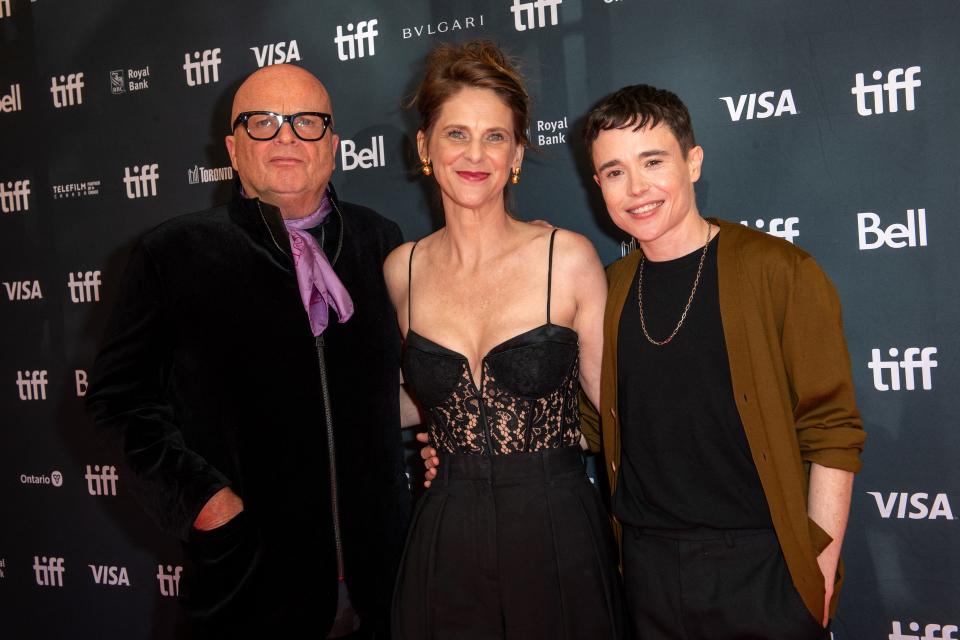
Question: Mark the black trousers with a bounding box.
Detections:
[622,526,828,640]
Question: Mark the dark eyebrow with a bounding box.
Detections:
[596,149,668,174]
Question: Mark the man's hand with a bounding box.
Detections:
[193,486,244,531]
[416,431,439,489]
[816,553,835,628]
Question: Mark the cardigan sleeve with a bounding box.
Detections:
[781,256,866,472]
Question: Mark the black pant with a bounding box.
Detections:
[622,526,828,640]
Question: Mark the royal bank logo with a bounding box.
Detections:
[341,135,386,171]
[511,0,561,31]
[3,280,43,301]
[857,208,926,250]
[335,19,379,61]
[85,465,118,496]
[33,556,65,587]
[20,470,63,487]
[187,164,233,184]
[0,179,31,213]
[867,492,955,520]
[123,164,159,199]
[67,270,102,303]
[251,39,301,67]
[867,346,937,391]
[402,14,484,39]
[535,116,568,146]
[851,66,921,117]
[720,89,797,121]
[888,620,958,639]
[16,370,48,400]
[110,66,151,95]
[50,73,84,108]
[1,83,23,112]
[157,565,183,597]
[0,0,11,19]
[739,217,799,243]
[75,369,87,397]
[52,180,101,199]
[89,564,130,587]
[183,48,222,86]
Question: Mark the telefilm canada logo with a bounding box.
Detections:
[52,180,101,199]
[19,470,63,487]
[50,73,84,108]
[187,165,233,184]
[251,40,301,67]
[719,89,797,121]
[110,66,151,94]
[402,13,484,39]
[739,217,799,244]
[851,66,921,117]
[511,0,561,31]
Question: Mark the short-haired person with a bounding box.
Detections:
[581,84,866,638]
[87,64,410,638]
[385,41,623,639]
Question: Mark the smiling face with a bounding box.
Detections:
[417,86,523,215]
[224,64,339,219]
[592,122,705,260]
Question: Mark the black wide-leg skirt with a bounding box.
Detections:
[392,446,624,640]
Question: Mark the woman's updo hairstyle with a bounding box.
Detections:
[411,40,530,147]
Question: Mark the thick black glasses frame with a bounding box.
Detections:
[232,111,333,141]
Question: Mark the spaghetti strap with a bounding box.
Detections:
[407,241,419,331]
[547,229,558,325]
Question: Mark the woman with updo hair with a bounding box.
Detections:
[385,40,623,638]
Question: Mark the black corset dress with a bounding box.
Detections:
[391,230,624,640]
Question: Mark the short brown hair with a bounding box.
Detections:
[411,40,530,147]
[583,84,696,158]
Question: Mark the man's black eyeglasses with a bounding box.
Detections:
[232,111,333,141]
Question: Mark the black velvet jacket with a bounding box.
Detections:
[87,184,410,637]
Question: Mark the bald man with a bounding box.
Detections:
[87,65,411,639]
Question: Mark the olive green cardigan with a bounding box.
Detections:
[582,218,866,620]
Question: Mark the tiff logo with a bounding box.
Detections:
[512,0,561,31]
[868,492,955,520]
[335,19,379,60]
[341,136,386,171]
[868,347,937,391]
[3,280,42,300]
[858,209,926,250]
[89,564,130,586]
[123,164,159,199]
[0,0,10,19]
[85,465,118,496]
[251,39,301,67]
[67,270,102,303]
[33,556,65,587]
[0,179,31,213]
[889,621,958,640]
[851,66,921,117]
[16,370,48,400]
[157,565,183,597]
[720,89,797,121]
[740,217,799,244]
[183,48,222,86]
[50,73,85,108]
[75,369,88,397]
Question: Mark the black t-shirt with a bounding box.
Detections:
[613,232,773,530]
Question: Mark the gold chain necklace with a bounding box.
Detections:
[637,222,714,346]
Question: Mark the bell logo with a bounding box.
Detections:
[868,492,955,520]
[67,270,102,303]
[334,20,379,61]
[157,565,183,597]
[739,217,799,243]
[868,347,937,391]
[720,89,797,121]
[16,370,48,401]
[75,369,87,397]
[89,565,130,587]
[889,621,958,640]
[50,73,85,108]
[0,179,31,213]
[858,209,927,250]
[85,464,119,496]
[33,556,66,587]
[511,0,561,31]
[251,40,301,67]
[183,48,222,86]
[123,164,159,199]
[1,83,22,112]
[3,280,43,301]
[341,136,386,171]
[851,66,921,117]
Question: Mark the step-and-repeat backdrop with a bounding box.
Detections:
[1,0,957,637]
